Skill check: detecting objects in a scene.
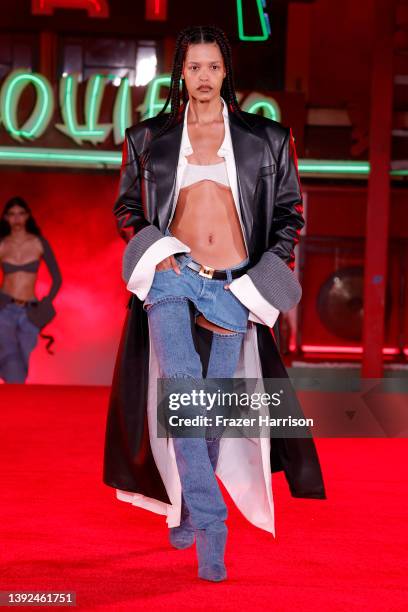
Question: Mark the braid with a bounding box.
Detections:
[153,24,253,141]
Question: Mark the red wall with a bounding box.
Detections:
[1,171,406,383]
[0,168,127,385]
[305,185,408,239]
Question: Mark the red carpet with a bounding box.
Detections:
[1,385,407,611]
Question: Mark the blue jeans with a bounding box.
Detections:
[144,227,250,334]
[0,303,39,383]
[145,260,248,532]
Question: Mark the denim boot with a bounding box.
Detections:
[192,331,242,581]
[196,523,228,582]
[169,436,221,550]
[146,301,243,580]
[169,494,195,549]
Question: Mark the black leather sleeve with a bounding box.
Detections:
[39,236,62,301]
[114,128,165,283]
[244,127,304,312]
[113,128,156,243]
[266,127,304,270]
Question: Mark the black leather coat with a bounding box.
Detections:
[103,102,326,502]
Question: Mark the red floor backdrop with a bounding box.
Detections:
[1,384,408,609]
[0,168,128,385]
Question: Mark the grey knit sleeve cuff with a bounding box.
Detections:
[245,251,302,312]
[122,225,164,283]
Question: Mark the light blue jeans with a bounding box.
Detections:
[144,226,250,334]
[145,257,248,532]
[0,302,39,383]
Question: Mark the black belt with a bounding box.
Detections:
[180,257,250,280]
[10,297,38,307]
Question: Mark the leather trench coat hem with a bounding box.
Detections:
[103,295,327,504]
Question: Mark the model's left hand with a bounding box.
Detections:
[224,284,230,290]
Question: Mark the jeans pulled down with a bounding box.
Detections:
[145,257,249,533]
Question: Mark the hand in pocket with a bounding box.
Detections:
[156,255,181,274]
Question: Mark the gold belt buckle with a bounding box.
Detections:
[198,264,215,279]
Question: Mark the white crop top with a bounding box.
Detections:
[180,160,230,189]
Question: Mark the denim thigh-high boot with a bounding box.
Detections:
[146,298,244,581]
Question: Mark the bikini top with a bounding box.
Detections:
[1,259,40,274]
[180,160,230,189]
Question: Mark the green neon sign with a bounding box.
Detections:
[299,160,370,175]
[236,0,270,41]
[0,69,54,141]
[56,73,112,144]
[241,93,281,121]
[1,146,404,180]
[138,74,173,119]
[0,70,391,177]
[0,71,282,145]
[112,77,131,144]
[0,146,120,168]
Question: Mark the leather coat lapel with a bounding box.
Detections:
[228,111,265,245]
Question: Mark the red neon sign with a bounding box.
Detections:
[32,0,109,18]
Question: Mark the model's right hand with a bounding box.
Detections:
[156,255,181,274]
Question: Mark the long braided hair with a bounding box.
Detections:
[153,24,252,140]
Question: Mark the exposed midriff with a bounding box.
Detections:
[169,179,247,269]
